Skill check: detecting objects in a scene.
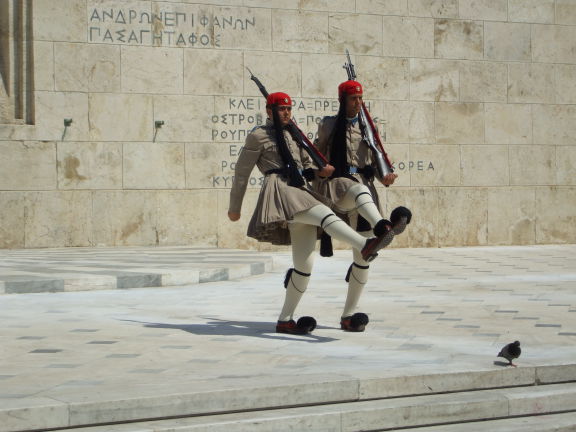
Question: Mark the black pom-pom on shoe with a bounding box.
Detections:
[297,316,317,332]
[373,219,392,237]
[390,206,412,235]
[341,312,369,332]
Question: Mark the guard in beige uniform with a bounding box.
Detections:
[228,92,394,335]
[314,80,412,332]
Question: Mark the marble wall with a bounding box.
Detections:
[1,0,575,250]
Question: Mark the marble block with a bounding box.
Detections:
[484,103,532,145]
[382,16,434,58]
[0,192,25,248]
[536,187,576,244]
[217,189,261,250]
[92,191,158,246]
[0,398,69,432]
[410,144,460,186]
[484,22,531,62]
[0,141,56,190]
[89,93,153,141]
[532,24,576,64]
[458,0,507,21]
[57,142,122,190]
[184,49,243,96]
[123,142,185,189]
[153,95,215,143]
[356,56,409,101]
[271,9,328,53]
[121,46,183,94]
[505,384,576,417]
[487,187,535,245]
[386,187,439,248]
[25,191,93,248]
[302,54,353,98]
[435,102,484,145]
[536,364,576,385]
[87,0,153,47]
[244,52,302,97]
[342,392,507,431]
[533,105,576,146]
[508,0,555,24]
[55,43,121,92]
[356,0,408,15]
[434,19,483,60]
[408,0,458,18]
[34,0,86,42]
[34,41,54,91]
[508,63,555,104]
[35,92,90,142]
[437,188,488,247]
[509,146,555,186]
[212,96,267,143]
[459,61,507,103]
[460,144,509,186]
[556,0,576,25]
[156,190,218,246]
[555,65,576,105]
[185,142,257,190]
[328,13,382,55]
[214,6,272,51]
[557,146,576,186]
[381,101,435,144]
[410,58,459,102]
[296,0,354,12]
[383,143,410,188]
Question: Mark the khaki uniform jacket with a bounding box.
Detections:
[229,120,324,245]
[313,115,382,216]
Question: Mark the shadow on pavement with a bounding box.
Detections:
[119,317,339,343]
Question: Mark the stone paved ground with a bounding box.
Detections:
[0,245,575,414]
[0,246,274,294]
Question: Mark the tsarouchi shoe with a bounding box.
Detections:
[341,312,369,332]
[361,222,395,262]
[276,316,317,335]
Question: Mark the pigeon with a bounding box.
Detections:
[497,341,521,367]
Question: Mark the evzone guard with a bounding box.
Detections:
[312,51,412,332]
[313,79,412,332]
[228,91,397,335]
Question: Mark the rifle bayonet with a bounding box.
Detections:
[342,50,394,179]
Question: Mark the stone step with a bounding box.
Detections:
[0,247,277,294]
[393,412,576,431]
[43,382,576,432]
[2,365,575,432]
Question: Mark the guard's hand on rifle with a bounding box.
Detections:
[379,173,398,186]
[228,212,241,221]
[317,164,335,178]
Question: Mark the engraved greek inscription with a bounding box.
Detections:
[115,10,126,24]
[396,161,435,171]
[88,7,259,47]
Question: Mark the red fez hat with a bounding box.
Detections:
[266,92,292,106]
[338,80,363,99]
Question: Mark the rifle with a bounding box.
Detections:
[246,68,328,169]
[343,50,394,179]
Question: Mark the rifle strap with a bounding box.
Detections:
[271,108,304,188]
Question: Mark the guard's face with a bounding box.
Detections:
[345,94,363,118]
[267,105,292,126]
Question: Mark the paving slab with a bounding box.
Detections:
[0,244,575,431]
[0,246,275,294]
